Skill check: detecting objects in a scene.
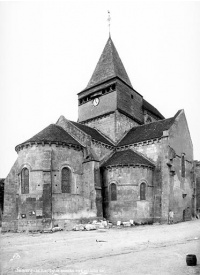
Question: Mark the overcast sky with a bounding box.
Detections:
[0,0,200,177]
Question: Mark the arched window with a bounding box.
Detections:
[181,154,185,178]
[21,168,29,194]
[140,182,146,200]
[110,183,117,201]
[146,116,152,123]
[61,167,72,193]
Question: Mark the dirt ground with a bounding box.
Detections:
[1,220,200,275]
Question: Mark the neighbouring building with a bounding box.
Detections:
[2,37,196,232]
[0,178,5,225]
[194,161,200,215]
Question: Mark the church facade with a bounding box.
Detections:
[2,38,195,232]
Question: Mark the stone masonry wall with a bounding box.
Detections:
[2,160,18,231]
[85,113,116,143]
[167,110,193,222]
[51,146,99,229]
[3,144,100,231]
[85,110,139,144]
[130,140,164,223]
[91,141,113,161]
[103,166,154,223]
[56,116,91,146]
[129,119,193,225]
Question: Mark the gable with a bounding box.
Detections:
[56,115,114,147]
[168,110,193,161]
[70,121,114,146]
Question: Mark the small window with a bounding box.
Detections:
[131,94,134,99]
[181,154,185,177]
[110,183,117,201]
[21,168,29,194]
[140,182,146,200]
[146,116,152,123]
[61,167,72,193]
[111,84,116,91]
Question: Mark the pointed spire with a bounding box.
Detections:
[86,37,132,89]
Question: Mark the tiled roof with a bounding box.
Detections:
[143,99,165,119]
[118,117,175,146]
[16,124,82,148]
[70,121,113,146]
[86,37,132,89]
[103,149,154,167]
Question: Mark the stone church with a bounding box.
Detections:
[2,37,195,232]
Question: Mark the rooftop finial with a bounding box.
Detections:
[107,10,111,37]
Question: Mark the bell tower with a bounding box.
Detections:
[78,38,144,143]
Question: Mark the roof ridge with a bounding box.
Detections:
[110,38,117,79]
[68,120,90,140]
[70,121,113,146]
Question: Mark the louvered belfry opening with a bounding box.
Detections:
[61,167,71,193]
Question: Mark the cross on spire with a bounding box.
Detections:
[107,10,111,37]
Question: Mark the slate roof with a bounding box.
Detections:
[143,99,165,119]
[16,124,82,149]
[103,149,154,167]
[86,37,132,89]
[70,121,113,146]
[118,117,175,146]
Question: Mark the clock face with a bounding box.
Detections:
[93,97,99,106]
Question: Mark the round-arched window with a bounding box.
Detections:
[140,182,146,200]
[61,167,72,193]
[146,116,152,123]
[21,168,29,194]
[110,183,117,201]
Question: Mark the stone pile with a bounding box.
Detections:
[117,220,136,227]
[72,219,113,231]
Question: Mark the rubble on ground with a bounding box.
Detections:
[72,219,111,231]
[72,219,150,231]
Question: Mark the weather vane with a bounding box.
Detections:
[107,10,111,37]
